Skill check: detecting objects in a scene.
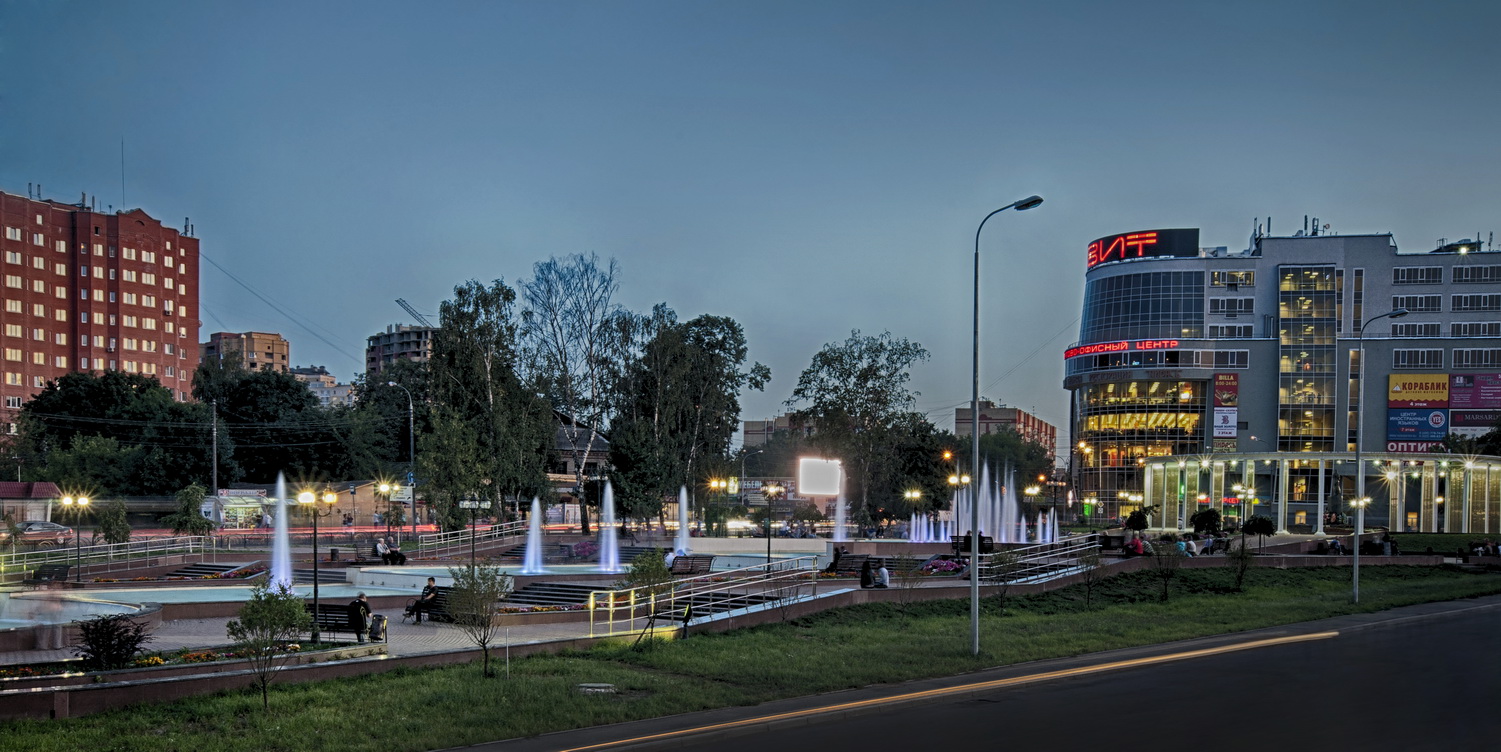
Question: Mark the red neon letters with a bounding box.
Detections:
[1087,232,1159,269]
[1064,339,1180,360]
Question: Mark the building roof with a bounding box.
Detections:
[0,482,64,500]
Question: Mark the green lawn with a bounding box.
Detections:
[4,566,1499,751]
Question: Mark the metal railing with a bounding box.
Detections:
[975,533,1101,584]
[587,555,821,638]
[416,521,528,559]
[0,535,211,585]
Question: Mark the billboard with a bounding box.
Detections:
[1450,373,1501,409]
[1387,408,1449,441]
[1086,229,1200,270]
[1212,373,1239,439]
[797,458,843,497]
[1388,375,1449,408]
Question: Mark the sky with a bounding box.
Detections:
[2,0,1498,452]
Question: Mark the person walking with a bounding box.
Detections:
[349,593,372,643]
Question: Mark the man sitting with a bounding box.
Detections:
[375,537,407,565]
[410,576,439,623]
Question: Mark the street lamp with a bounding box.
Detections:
[297,489,337,642]
[971,194,1043,656]
[388,381,417,545]
[60,495,90,582]
[377,481,402,538]
[1353,309,1408,510]
[1351,496,1371,603]
[762,483,785,566]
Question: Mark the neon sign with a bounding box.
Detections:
[1065,339,1181,360]
[1086,228,1201,269]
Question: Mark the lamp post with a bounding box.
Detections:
[762,483,785,566]
[1351,496,1371,603]
[60,495,90,582]
[1351,308,1407,575]
[388,381,417,545]
[377,482,401,539]
[970,195,1043,656]
[297,489,337,642]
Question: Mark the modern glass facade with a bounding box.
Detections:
[1079,271,1204,343]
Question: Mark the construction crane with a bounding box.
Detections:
[395,299,435,328]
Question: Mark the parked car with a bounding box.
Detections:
[0,520,74,548]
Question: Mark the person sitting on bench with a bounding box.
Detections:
[376,537,407,565]
[410,577,438,623]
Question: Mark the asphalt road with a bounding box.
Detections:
[480,598,1501,752]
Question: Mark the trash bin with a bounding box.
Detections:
[328,548,340,562]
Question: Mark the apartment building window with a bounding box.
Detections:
[164,343,174,355]
[123,270,137,282]
[53,309,65,322]
[31,304,44,317]
[3,349,18,362]
[123,248,136,260]
[30,329,43,341]
[142,318,157,330]
[1210,270,1255,288]
[142,273,156,286]
[123,315,137,328]
[3,373,18,385]
[93,243,104,256]
[164,322,175,334]
[1453,322,1501,337]
[1391,323,1441,337]
[142,341,157,353]
[1213,350,1250,368]
[108,269,115,280]
[4,275,20,289]
[3,227,20,241]
[166,366,175,377]
[79,358,90,370]
[4,251,18,264]
[1209,298,1255,315]
[3,324,19,337]
[92,267,102,279]
[1393,349,1444,369]
[54,333,66,345]
[53,286,64,299]
[53,356,66,368]
[32,352,45,365]
[30,280,44,294]
[1393,267,1443,284]
[53,240,65,253]
[32,376,45,387]
[123,293,137,305]
[1392,295,1442,312]
[1454,265,1501,284]
[53,263,64,276]
[123,338,138,351]
[4,396,19,409]
[143,251,155,264]
[143,295,155,307]
[4,300,18,313]
[31,233,43,246]
[1454,350,1501,369]
[1452,294,1501,312]
[92,289,103,302]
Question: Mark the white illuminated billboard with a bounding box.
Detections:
[797,457,843,497]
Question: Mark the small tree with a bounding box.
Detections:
[986,548,1022,615]
[74,613,152,671]
[2,509,20,553]
[1076,548,1106,607]
[891,554,925,617]
[1243,515,1276,549]
[162,483,216,536]
[1188,507,1222,535]
[97,500,132,544]
[447,564,514,677]
[1125,510,1149,535]
[1226,538,1256,591]
[622,548,674,598]
[1147,541,1183,602]
[226,581,311,711]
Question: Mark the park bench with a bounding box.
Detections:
[24,563,71,586]
[950,535,994,557]
[832,554,872,576]
[404,586,452,623]
[304,603,384,641]
[668,555,715,576]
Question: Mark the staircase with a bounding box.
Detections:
[163,563,245,579]
[293,568,347,585]
[505,582,613,606]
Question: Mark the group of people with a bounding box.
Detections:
[374,537,407,565]
[859,559,890,589]
[1124,532,1230,557]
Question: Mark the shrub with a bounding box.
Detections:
[74,613,153,671]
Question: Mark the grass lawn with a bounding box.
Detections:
[1390,532,1497,555]
[4,565,1499,751]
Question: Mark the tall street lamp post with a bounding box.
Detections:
[1352,308,1408,590]
[60,495,90,582]
[297,489,337,642]
[970,194,1043,656]
[1351,496,1371,603]
[388,381,417,545]
[762,483,784,566]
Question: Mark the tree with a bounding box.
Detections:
[522,254,627,535]
[785,330,930,523]
[226,581,311,711]
[447,564,515,677]
[1147,541,1183,602]
[987,548,1022,615]
[96,500,131,544]
[1226,538,1256,591]
[1076,548,1106,607]
[1243,515,1276,549]
[1125,510,1149,535]
[428,279,554,532]
[1189,507,1222,535]
[161,483,215,536]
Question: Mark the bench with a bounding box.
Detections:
[24,564,71,586]
[404,586,451,623]
[669,555,715,576]
[304,603,382,641]
[950,535,995,556]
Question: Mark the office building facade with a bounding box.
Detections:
[1066,227,1501,532]
[0,189,200,431]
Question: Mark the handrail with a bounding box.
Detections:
[587,555,821,637]
[417,521,527,558]
[975,533,1101,584]
[0,535,210,584]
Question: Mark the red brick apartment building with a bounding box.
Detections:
[0,189,200,431]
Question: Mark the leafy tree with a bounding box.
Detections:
[1189,507,1222,535]
[96,500,131,544]
[428,279,554,533]
[1243,514,1276,549]
[621,548,674,599]
[447,564,515,677]
[977,428,1054,493]
[74,613,152,671]
[350,358,433,479]
[1125,509,1149,534]
[226,581,312,711]
[1147,541,1183,602]
[162,483,215,536]
[522,254,627,535]
[36,435,142,497]
[785,330,930,524]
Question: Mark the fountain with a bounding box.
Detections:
[674,486,691,555]
[833,492,848,542]
[520,498,548,574]
[598,481,621,573]
[269,473,293,590]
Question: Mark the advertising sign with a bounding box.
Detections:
[1387,440,1442,452]
[1213,373,1240,407]
[1452,409,1501,428]
[1387,408,1449,441]
[1086,228,1200,270]
[1450,373,1501,409]
[1388,374,1449,408]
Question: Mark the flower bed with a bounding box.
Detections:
[92,564,267,584]
[0,642,380,692]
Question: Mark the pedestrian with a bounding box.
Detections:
[859,560,875,589]
[349,592,372,643]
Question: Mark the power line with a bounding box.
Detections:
[199,251,364,366]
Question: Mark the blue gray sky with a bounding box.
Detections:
[2,1,1497,448]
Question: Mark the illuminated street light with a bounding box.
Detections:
[60,495,90,582]
[297,489,338,642]
[1350,496,1372,603]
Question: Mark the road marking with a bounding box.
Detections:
[558,630,1339,751]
